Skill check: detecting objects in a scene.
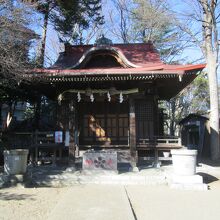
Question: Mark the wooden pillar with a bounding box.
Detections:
[129,98,138,171]
[68,101,76,166]
[154,96,159,136]
[34,97,41,130]
[57,100,76,167]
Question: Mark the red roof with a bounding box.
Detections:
[36,63,205,76]
[52,43,163,69]
[107,43,162,65]
[30,42,206,100]
[36,42,206,76]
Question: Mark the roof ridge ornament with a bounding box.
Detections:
[95,34,113,46]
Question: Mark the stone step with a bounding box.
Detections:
[30,172,167,187]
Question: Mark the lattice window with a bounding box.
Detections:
[135,100,154,140]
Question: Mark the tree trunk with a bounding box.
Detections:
[38,4,49,67]
[201,0,220,160]
[0,102,2,128]
[207,55,220,160]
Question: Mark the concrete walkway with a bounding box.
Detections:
[46,182,220,220]
[126,184,220,220]
[47,185,135,220]
[1,161,220,220]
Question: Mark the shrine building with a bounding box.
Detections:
[29,36,205,169]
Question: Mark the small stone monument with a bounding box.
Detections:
[83,150,117,173]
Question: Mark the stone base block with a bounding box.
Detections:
[81,170,118,175]
[65,166,76,172]
[170,183,208,191]
[170,174,208,191]
[129,166,139,173]
[172,174,203,184]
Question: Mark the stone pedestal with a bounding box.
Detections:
[4,149,29,175]
[171,149,197,176]
[172,174,203,184]
[170,149,207,190]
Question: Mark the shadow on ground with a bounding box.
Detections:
[0,192,35,201]
[197,172,219,184]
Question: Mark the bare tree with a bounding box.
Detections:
[0,0,38,129]
[162,74,210,136]
[22,0,54,67]
[176,0,220,160]
[0,0,36,82]
[106,0,133,43]
[105,0,188,62]
[131,0,171,42]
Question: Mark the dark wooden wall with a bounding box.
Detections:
[77,95,159,146]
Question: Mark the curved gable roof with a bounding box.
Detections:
[51,42,162,70]
[70,46,141,69]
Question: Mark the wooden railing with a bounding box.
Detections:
[137,136,183,167]
[32,131,65,164]
[10,131,65,164]
[33,131,57,146]
[137,136,182,148]
[10,132,33,148]
[10,132,183,166]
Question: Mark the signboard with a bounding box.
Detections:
[55,131,63,143]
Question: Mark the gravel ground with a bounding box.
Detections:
[0,186,68,220]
